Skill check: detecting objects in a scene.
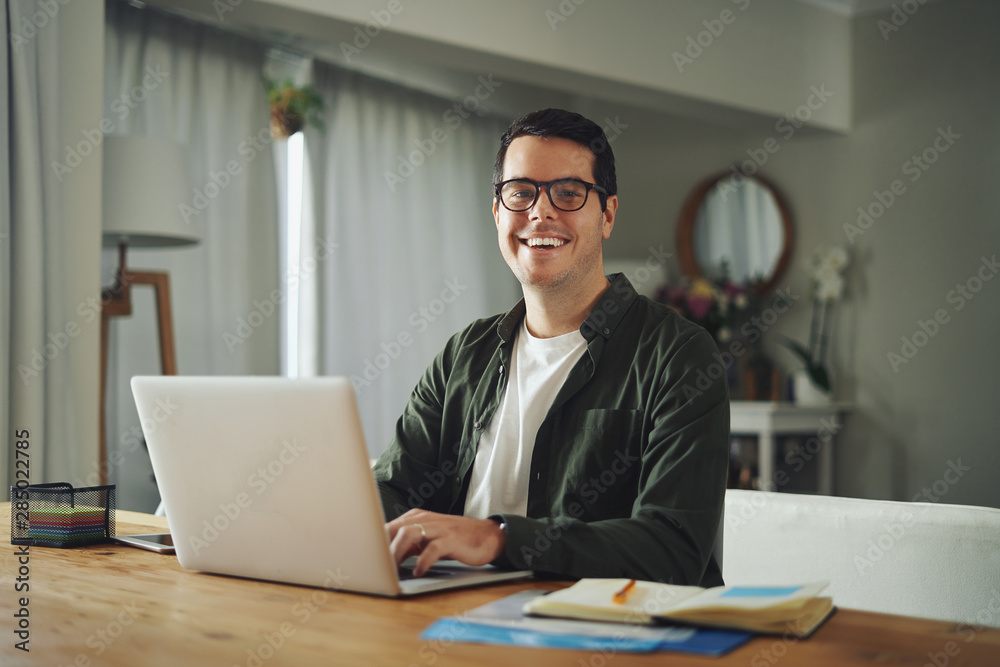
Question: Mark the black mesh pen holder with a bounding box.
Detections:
[10,483,116,548]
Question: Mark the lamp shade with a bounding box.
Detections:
[102,135,200,248]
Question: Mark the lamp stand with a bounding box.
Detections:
[99,242,177,486]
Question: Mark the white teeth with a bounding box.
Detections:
[525,237,567,247]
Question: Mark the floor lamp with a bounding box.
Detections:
[100,135,198,486]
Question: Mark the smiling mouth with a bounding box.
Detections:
[522,237,568,248]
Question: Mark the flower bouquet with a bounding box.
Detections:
[655,266,754,345]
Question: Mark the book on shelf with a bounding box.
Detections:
[523,579,834,637]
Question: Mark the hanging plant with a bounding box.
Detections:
[265,77,325,138]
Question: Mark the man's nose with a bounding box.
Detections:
[528,185,557,220]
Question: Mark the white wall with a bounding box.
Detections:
[837,0,999,506]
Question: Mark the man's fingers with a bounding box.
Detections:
[389,522,436,568]
[386,509,429,541]
[384,512,504,574]
[413,541,447,577]
[393,522,449,576]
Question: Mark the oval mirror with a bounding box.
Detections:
[676,172,794,294]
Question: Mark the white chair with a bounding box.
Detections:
[722,489,1000,627]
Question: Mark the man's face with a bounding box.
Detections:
[493,136,617,293]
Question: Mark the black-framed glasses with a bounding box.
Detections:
[495,178,607,212]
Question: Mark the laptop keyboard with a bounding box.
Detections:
[397,565,458,580]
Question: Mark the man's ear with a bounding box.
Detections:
[601,195,618,240]
[493,198,500,227]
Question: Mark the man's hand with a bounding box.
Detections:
[385,509,506,576]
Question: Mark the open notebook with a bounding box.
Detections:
[524,579,834,636]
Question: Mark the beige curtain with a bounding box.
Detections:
[305,63,518,455]
[1,2,10,491]
[3,1,104,491]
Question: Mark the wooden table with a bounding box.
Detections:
[3,504,999,666]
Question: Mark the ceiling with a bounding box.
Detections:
[137,0,933,133]
[793,0,950,16]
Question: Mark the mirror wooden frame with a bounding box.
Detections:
[675,171,794,295]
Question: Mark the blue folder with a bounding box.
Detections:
[420,590,752,656]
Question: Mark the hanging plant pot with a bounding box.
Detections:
[270,106,304,138]
[265,78,325,139]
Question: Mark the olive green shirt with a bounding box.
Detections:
[374,274,729,586]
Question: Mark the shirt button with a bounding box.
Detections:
[498,365,504,374]
[474,421,484,430]
[603,327,611,335]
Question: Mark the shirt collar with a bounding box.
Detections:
[581,273,637,340]
[497,299,526,343]
[496,273,638,343]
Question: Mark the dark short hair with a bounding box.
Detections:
[493,108,617,211]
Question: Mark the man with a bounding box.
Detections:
[374,108,729,586]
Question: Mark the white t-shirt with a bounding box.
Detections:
[463,319,588,518]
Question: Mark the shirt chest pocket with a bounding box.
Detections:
[554,408,644,517]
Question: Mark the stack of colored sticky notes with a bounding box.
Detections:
[26,506,108,544]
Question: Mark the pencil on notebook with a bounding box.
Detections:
[612,579,637,604]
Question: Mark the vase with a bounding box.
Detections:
[792,369,832,407]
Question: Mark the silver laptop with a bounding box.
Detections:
[130,375,531,596]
